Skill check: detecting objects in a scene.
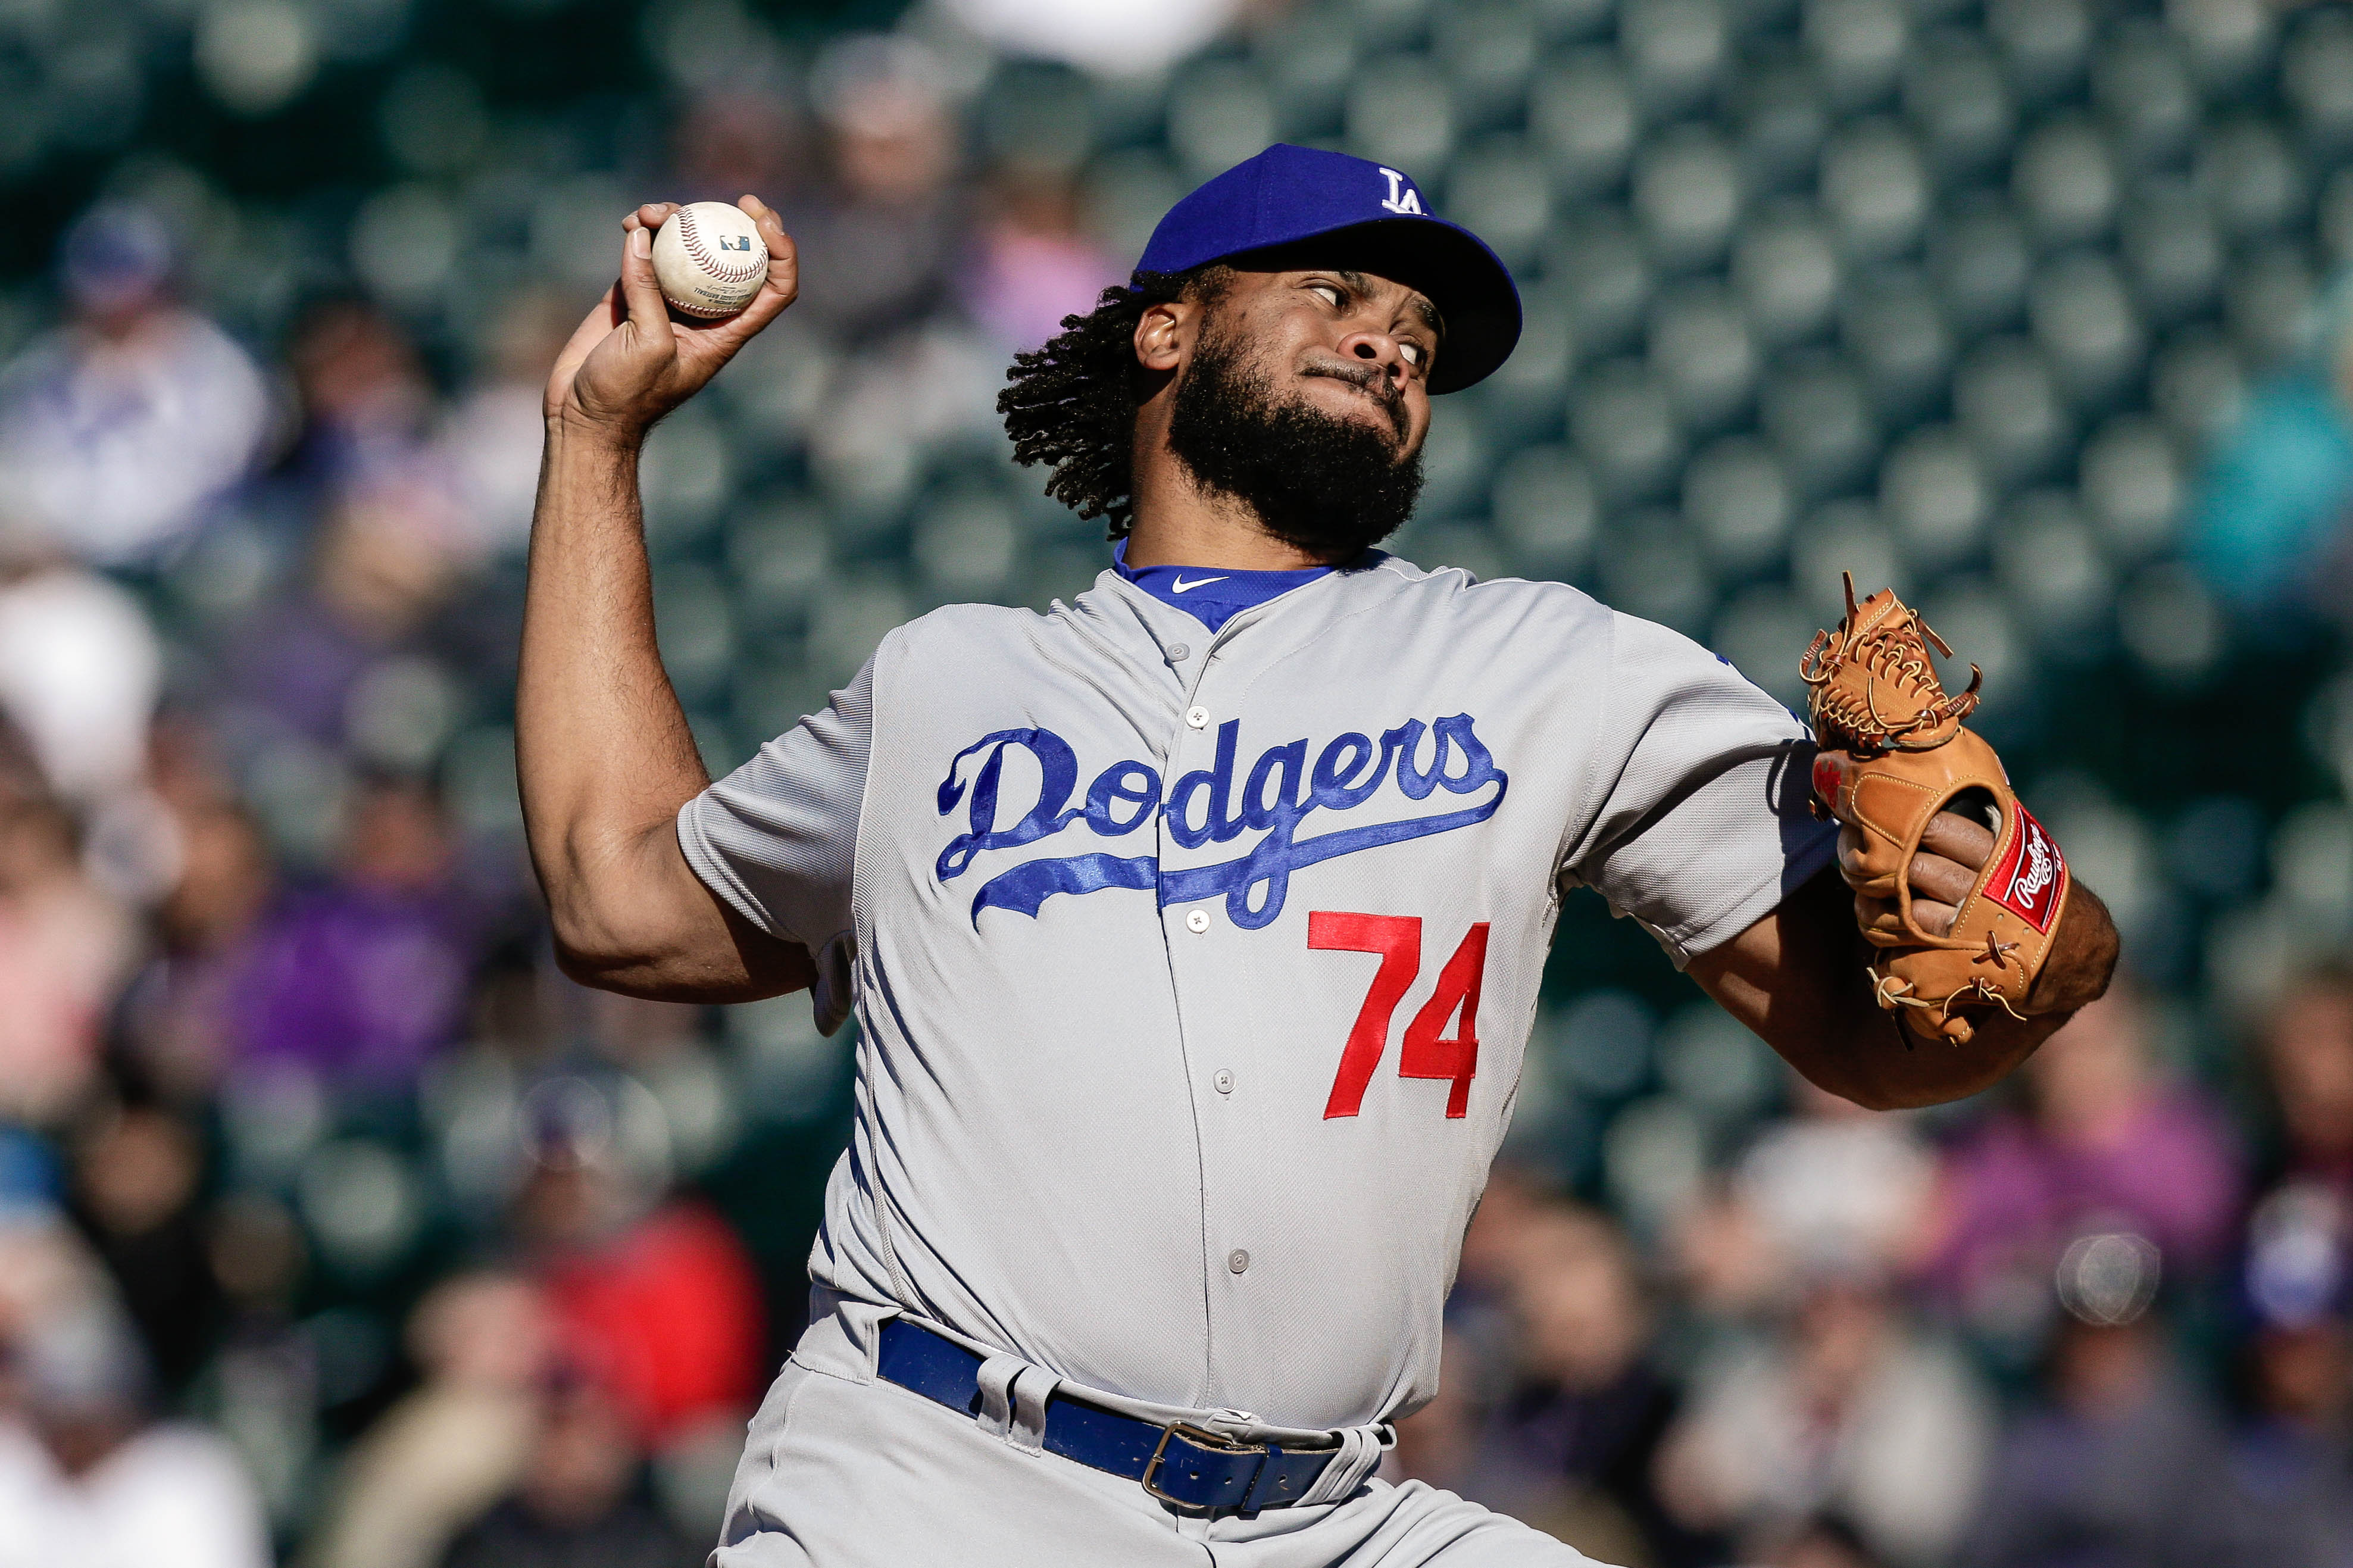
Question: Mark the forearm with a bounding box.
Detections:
[1844,879,2122,1105]
[1761,958,2051,1114]
[517,421,709,961]
[1693,867,2117,1111]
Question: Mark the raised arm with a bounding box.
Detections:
[518,198,814,1002]
[1689,802,2120,1110]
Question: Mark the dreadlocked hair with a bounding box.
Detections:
[998,266,1227,541]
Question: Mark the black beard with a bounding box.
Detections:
[1163,327,1426,558]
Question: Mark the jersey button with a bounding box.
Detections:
[1227,1249,1250,1275]
[1165,642,1190,662]
[1185,705,1210,729]
[1213,1069,1234,1094]
[1185,908,1211,934]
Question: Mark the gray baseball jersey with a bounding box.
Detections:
[679,553,1832,1433]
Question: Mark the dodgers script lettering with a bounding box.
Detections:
[933,717,1510,930]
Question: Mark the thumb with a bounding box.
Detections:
[618,222,671,333]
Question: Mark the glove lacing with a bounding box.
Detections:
[1799,573,1984,754]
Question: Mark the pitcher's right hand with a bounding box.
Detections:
[543,196,798,445]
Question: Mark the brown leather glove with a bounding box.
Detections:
[1801,576,2071,1045]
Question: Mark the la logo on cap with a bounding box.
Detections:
[1377,167,1424,215]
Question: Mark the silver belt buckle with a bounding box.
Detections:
[1139,1422,1265,1511]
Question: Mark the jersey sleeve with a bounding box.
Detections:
[676,653,875,1033]
[1558,612,1838,967]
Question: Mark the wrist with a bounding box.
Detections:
[547,409,648,457]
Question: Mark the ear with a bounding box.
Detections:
[1133,301,1187,372]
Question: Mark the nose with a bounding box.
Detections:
[1336,329,1410,393]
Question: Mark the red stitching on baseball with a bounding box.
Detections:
[674,208,763,283]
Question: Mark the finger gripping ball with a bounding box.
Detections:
[652,202,767,319]
[1799,573,2070,1045]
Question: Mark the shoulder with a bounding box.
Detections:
[1357,552,1618,638]
[882,596,1085,657]
[876,579,1167,676]
[1370,553,1767,691]
[854,602,1028,692]
[850,599,1080,728]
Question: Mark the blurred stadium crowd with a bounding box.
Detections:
[0,0,2351,1564]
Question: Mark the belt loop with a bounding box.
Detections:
[1008,1366,1055,1454]
[1296,1425,1386,1506]
[974,1354,1024,1439]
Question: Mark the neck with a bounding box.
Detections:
[1123,432,1346,572]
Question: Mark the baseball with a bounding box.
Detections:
[651,201,768,319]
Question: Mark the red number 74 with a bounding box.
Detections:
[1309,911,1490,1120]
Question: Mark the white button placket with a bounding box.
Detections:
[1159,628,1245,1322]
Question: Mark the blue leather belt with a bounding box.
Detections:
[875,1318,1341,1513]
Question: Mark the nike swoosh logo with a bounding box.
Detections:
[1171,575,1228,593]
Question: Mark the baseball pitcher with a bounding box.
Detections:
[517,145,2119,1566]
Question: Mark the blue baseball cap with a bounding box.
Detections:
[1136,144,1522,396]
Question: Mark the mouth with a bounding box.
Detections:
[1300,364,1407,441]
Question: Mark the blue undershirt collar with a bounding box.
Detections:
[1111,540,1337,632]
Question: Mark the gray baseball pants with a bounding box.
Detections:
[708,1355,1609,1568]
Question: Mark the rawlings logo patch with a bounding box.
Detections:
[1983,802,2066,933]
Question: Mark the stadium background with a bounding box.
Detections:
[0,0,2350,1563]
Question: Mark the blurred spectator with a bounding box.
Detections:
[0,795,138,1126]
[511,1093,761,1462]
[1656,1274,1994,1567]
[311,1272,556,1568]
[939,0,1243,77]
[958,168,1118,352]
[436,1374,694,1568]
[2221,964,2353,1565]
[0,538,159,811]
[1455,1163,1555,1302]
[232,776,476,1084]
[793,39,1005,508]
[65,1104,218,1397]
[0,204,267,570]
[0,1303,270,1568]
[1459,1203,1695,1567]
[282,299,444,498]
[117,800,275,1103]
[1924,989,2242,1351]
[2189,276,2353,617]
[670,88,807,207]
[226,488,467,751]
[1680,1075,1936,1320]
[793,36,964,346]
[193,1192,318,1528]
[2257,965,2353,1195]
[2229,1285,2353,1567]
[1963,1313,2251,1568]
[436,293,576,561]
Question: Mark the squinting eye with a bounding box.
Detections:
[1399,342,1424,367]
[1309,283,1343,307]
